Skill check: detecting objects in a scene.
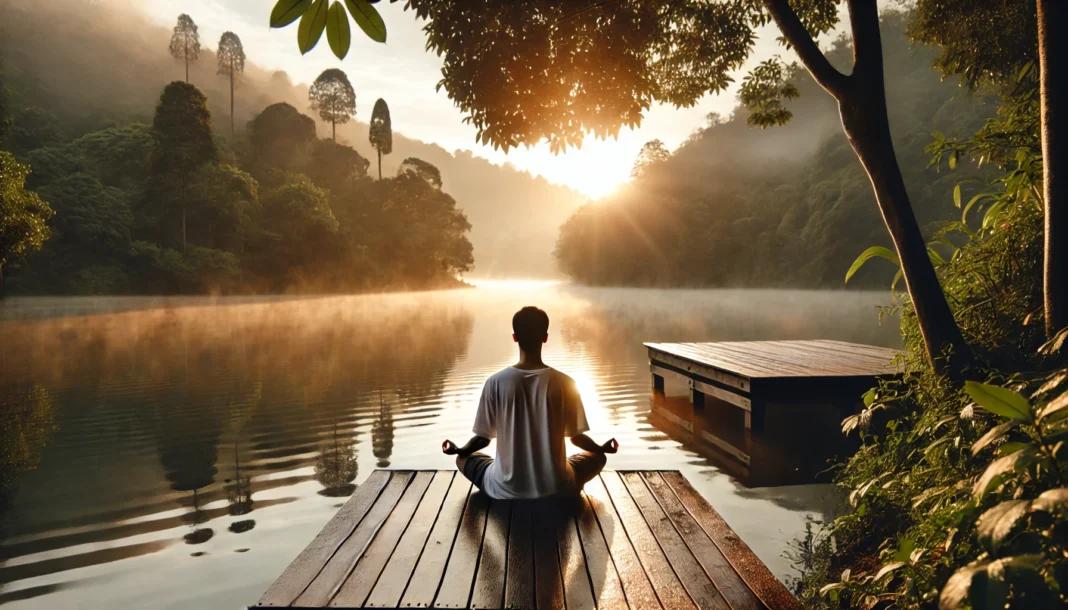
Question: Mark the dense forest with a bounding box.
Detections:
[0,0,586,294]
[555,13,996,289]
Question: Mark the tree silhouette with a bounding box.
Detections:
[0,153,53,294]
[398,157,442,189]
[315,423,357,497]
[372,391,394,468]
[216,31,246,136]
[169,14,200,83]
[148,82,217,253]
[308,69,356,142]
[630,139,670,180]
[248,102,317,178]
[369,98,392,180]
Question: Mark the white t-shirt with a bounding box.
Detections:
[472,366,589,499]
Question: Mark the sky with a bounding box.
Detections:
[137,1,810,199]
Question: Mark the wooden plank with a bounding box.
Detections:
[646,348,750,392]
[689,378,751,411]
[470,499,512,610]
[504,501,535,610]
[600,472,696,610]
[584,476,661,610]
[576,493,628,610]
[366,471,455,608]
[433,491,491,609]
[257,470,392,607]
[533,506,565,610]
[558,514,596,610]
[328,472,436,607]
[400,478,474,608]
[620,473,729,610]
[661,472,802,610]
[648,340,899,380]
[642,473,763,610]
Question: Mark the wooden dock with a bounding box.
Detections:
[646,340,900,485]
[254,469,800,610]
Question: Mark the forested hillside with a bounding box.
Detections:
[0,0,585,291]
[555,12,997,289]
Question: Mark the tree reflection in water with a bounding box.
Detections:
[315,422,357,497]
[372,390,395,468]
[0,384,56,522]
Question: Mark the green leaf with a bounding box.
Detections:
[971,420,1019,455]
[940,562,997,610]
[298,0,328,55]
[948,151,958,169]
[962,193,992,223]
[270,0,312,27]
[326,1,351,59]
[973,446,1038,498]
[964,381,1032,422]
[845,245,899,284]
[953,184,962,208]
[874,561,905,582]
[1037,391,1068,423]
[977,500,1030,554]
[344,0,386,43]
[1032,488,1068,513]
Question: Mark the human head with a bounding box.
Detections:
[512,306,549,352]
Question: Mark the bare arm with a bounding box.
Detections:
[442,435,490,458]
[570,433,618,454]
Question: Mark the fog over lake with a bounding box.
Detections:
[0,284,898,608]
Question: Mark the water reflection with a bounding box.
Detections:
[0,287,894,608]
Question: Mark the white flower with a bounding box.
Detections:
[960,404,975,421]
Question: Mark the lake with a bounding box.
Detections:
[0,283,899,609]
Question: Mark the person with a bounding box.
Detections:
[442,306,618,499]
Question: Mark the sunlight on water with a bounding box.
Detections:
[0,285,899,608]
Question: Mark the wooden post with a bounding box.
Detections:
[652,372,665,393]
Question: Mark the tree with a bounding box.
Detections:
[217,31,246,136]
[169,14,201,83]
[369,98,392,180]
[308,68,356,142]
[630,139,671,179]
[1037,0,1068,337]
[0,152,53,293]
[148,82,217,253]
[307,140,369,194]
[398,157,442,189]
[345,0,968,377]
[247,102,317,179]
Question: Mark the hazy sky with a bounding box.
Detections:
[138,1,817,198]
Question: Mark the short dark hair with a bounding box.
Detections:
[512,306,549,350]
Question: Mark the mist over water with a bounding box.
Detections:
[0,285,898,608]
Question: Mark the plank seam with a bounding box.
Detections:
[345,472,439,608]
[571,512,599,610]
[287,471,397,606]
[393,471,458,609]
[461,498,494,610]
[427,484,477,609]
[582,491,640,610]
[615,472,699,610]
[320,472,418,606]
[595,473,668,610]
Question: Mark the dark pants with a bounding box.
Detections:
[457,452,607,496]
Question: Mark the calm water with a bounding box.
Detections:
[0,283,899,609]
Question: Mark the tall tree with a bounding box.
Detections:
[631,139,671,179]
[148,82,217,253]
[0,152,53,294]
[308,68,356,142]
[216,31,246,136]
[368,98,392,180]
[1037,0,1068,337]
[169,14,201,83]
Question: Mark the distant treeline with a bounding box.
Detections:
[0,30,472,294]
[554,13,996,290]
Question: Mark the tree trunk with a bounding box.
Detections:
[1039,0,1068,337]
[378,149,382,180]
[332,121,336,142]
[230,72,235,136]
[181,205,187,254]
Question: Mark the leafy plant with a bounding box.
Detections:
[269,0,386,58]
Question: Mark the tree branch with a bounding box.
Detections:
[762,0,849,99]
[846,0,884,77]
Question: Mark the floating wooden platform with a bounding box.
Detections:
[254,469,800,610]
[646,340,900,485]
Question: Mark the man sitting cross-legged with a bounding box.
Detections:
[442,306,617,499]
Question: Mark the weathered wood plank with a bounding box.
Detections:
[366,471,455,608]
[433,491,491,609]
[642,473,763,610]
[400,477,473,608]
[256,470,392,608]
[558,514,596,610]
[504,501,535,610]
[576,493,628,610]
[470,499,511,610]
[661,472,802,610]
[533,506,566,610]
[289,472,413,607]
[689,378,752,411]
[620,472,729,610]
[328,472,436,607]
[601,472,696,610]
[584,475,661,610]
[646,340,900,380]
[647,349,750,391]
